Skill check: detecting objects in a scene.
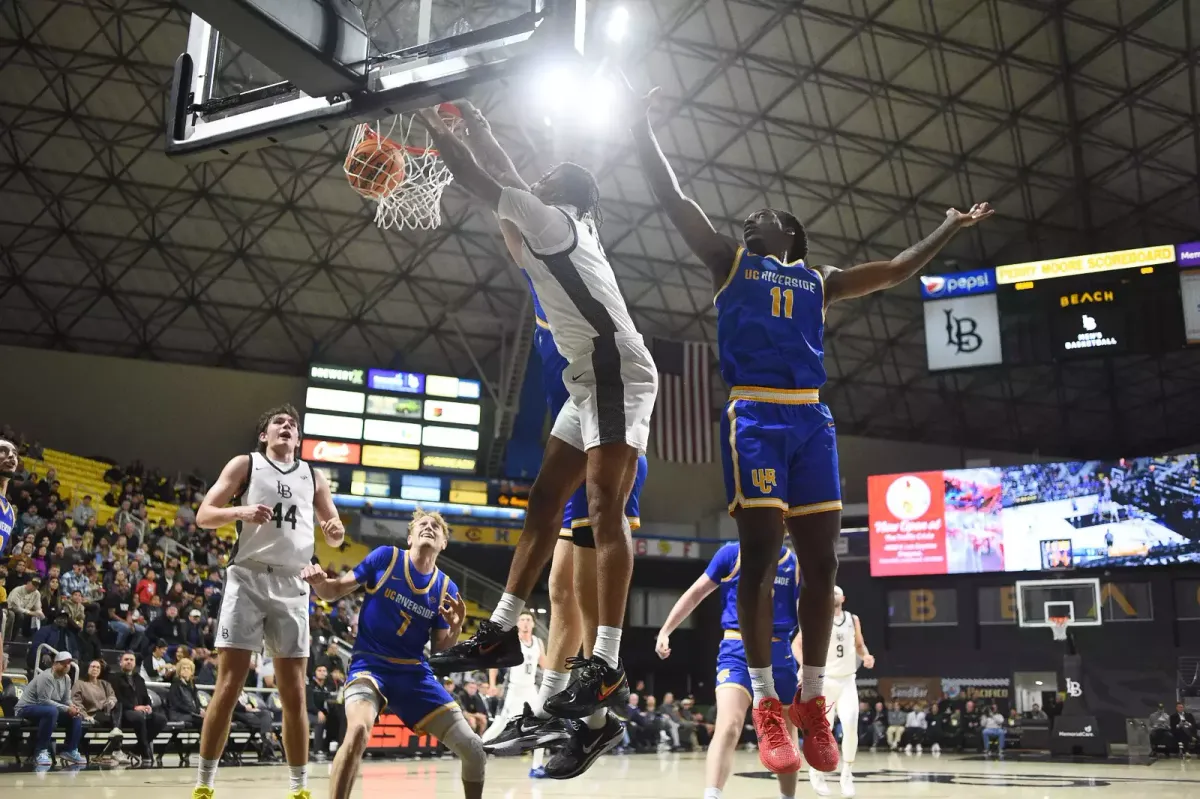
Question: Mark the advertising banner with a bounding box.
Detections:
[1182,270,1200,344]
[868,472,948,576]
[877,677,943,705]
[995,244,1176,284]
[923,293,1003,371]
[919,268,996,300]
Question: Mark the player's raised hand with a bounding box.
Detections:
[458,99,489,131]
[238,504,274,524]
[655,632,671,659]
[863,654,876,669]
[618,71,662,118]
[440,592,467,631]
[321,516,345,547]
[947,202,994,228]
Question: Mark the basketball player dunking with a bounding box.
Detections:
[451,101,651,778]
[626,77,993,774]
[0,438,18,655]
[420,107,658,775]
[657,542,802,799]
[803,587,874,798]
[192,405,345,799]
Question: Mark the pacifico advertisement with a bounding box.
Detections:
[868,472,947,576]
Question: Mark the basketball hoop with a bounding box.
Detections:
[343,103,465,231]
[1049,616,1070,641]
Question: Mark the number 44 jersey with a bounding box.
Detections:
[231,451,316,571]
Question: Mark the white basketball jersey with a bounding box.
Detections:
[826,611,858,678]
[508,635,542,689]
[232,451,315,571]
[512,207,639,363]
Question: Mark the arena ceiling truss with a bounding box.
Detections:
[2,0,1199,460]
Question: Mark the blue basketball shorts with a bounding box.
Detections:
[720,392,842,518]
[715,634,798,702]
[346,654,457,732]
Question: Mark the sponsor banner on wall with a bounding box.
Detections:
[995,244,1176,284]
[1177,241,1200,268]
[301,439,361,465]
[877,677,943,704]
[919,268,997,300]
[942,677,1010,702]
[924,293,1003,371]
[869,472,948,576]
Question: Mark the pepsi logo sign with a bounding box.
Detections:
[919,268,996,299]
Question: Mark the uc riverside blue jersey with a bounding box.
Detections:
[704,542,800,637]
[0,494,14,559]
[714,247,827,391]
[352,546,458,669]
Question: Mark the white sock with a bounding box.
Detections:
[593,625,622,669]
[749,667,777,704]
[491,593,525,631]
[531,747,544,769]
[704,788,723,799]
[288,764,308,792]
[799,665,824,702]
[533,669,570,719]
[195,757,219,788]
[584,708,608,730]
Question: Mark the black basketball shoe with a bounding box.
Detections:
[482,703,573,756]
[542,712,624,780]
[542,655,629,718]
[427,619,522,673]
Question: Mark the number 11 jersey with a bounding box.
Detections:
[231,451,316,571]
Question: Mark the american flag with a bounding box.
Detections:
[651,338,714,463]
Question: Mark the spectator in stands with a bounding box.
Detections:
[19,506,44,534]
[78,619,104,666]
[901,701,928,753]
[142,639,175,682]
[15,650,88,766]
[1171,701,1198,754]
[61,559,89,597]
[233,689,281,762]
[307,663,344,760]
[40,575,63,616]
[112,649,166,766]
[660,691,696,750]
[49,541,71,573]
[105,570,140,647]
[195,649,217,685]
[146,602,184,646]
[183,607,211,649]
[1,654,18,718]
[457,679,490,735]
[885,700,906,750]
[135,569,159,606]
[10,575,45,636]
[980,703,1007,753]
[618,693,657,752]
[27,609,81,674]
[72,495,97,529]
[32,544,49,577]
[73,658,119,728]
[166,657,205,725]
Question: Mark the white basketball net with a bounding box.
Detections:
[343,109,465,231]
[1050,617,1070,641]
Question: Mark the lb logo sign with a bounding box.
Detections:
[868,472,948,576]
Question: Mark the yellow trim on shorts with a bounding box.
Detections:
[558,528,573,539]
[568,514,642,529]
[535,316,550,330]
[715,682,752,701]
[785,500,843,518]
[364,547,399,595]
[729,386,820,405]
[414,701,459,733]
[726,399,788,517]
[723,630,781,642]
[713,246,745,304]
[404,551,438,595]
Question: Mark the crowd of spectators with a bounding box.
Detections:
[1148,701,1198,756]
[1,427,364,766]
[856,695,1058,755]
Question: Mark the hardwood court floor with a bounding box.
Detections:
[0,749,1197,799]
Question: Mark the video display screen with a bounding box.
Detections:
[869,454,1200,575]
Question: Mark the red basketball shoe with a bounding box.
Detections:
[752,697,802,774]
[789,694,839,773]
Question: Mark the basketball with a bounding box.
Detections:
[344,136,405,199]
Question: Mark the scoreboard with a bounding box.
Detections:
[922,242,1196,371]
[301,363,503,511]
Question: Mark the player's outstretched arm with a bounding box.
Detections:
[313,469,345,547]
[417,108,503,208]
[852,614,875,668]
[822,203,994,306]
[196,455,272,529]
[624,83,738,289]
[655,573,719,659]
[458,100,530,191]
[302,567,361,602]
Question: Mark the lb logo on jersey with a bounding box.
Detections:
[717,668,731,683]
[751,469,777,494]
[277,482,293,498]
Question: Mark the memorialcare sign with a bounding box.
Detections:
[869,472,947,576]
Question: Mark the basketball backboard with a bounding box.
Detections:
[166,0,584,160]
[1015,578,1102,628]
